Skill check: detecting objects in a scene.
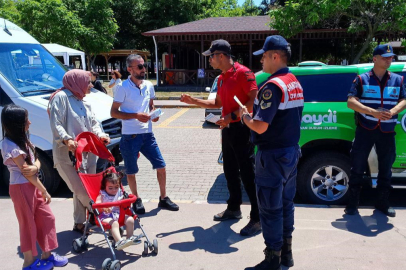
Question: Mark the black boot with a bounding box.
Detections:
[344,186,361,215]
[245,248,281,270]
[281,238,294,267]
[375,188,396,217]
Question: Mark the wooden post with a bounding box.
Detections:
[104,55,109,80]
[249,35,253,69]
[299,33,303,62]
[168,42,172,69]
[201,38,204,69]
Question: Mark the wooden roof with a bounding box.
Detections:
[143,16,273,36]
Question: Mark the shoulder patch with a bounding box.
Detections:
[262,89,272,100]
[260,100,272,110]
[245,71,255,81]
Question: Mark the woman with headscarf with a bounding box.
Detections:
[49,70,110,233]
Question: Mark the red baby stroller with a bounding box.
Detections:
[71,132,158,270]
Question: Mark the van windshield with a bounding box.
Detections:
[0,43,65,96]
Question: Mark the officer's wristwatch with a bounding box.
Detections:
[231,112,237,121]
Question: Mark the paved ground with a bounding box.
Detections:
[119,108,238,203]
[2,108,406,269]
[1,199,405,270]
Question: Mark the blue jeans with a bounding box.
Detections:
[350,126,396,190]
[255,145,300,251]
[119,133,166,175]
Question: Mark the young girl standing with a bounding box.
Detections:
[1,104,68,270]
[97,170,140,250]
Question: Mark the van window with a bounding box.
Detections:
[296,73,357,102]
[0,44,66,96]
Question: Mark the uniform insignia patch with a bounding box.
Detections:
[262,89,272,100]
[260,100,272,110]
[245,71,255,81]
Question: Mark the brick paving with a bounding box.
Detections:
[118,108,250,203]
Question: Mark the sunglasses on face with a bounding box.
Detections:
[209,53,224,58]
[130,63,148,70]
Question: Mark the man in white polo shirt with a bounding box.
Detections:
[110,54,179,214]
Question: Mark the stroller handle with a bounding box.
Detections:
[92,197,137,209]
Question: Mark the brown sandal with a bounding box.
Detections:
[73,223,92,235]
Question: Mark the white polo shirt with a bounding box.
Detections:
[114,76,155,135]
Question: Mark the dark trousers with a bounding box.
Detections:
[222,122,259,221]
[255,145,300,251]
[350,126,396,190]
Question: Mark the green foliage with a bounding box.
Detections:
[0,0,20,21]
[269,0,406,63]
[15,0,83,48]
[73,0,119,56]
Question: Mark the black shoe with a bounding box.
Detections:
[344,186,361,215]
[158,196,179,211]
[375,204,396,217]
[375,188,396,217]
[281,238,294,267]
[213,209,242,221]
[133,198,145,214]
[240,220,262,236]
[245,248,281,270]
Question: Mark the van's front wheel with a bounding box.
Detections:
[297,152,351,205]
[37,151,60,195]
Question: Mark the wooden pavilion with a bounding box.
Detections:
[143,16,358,88]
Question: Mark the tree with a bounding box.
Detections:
[15,0,83,48]
[63,0,119,70]
[0,0,20,21]
[241,0,260,16]
[269,0,406,63]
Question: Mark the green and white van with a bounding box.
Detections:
[255,62,406,205]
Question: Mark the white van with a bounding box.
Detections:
[0,18,121,194]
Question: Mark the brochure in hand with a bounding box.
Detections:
[205,113,221,124]
[149,108,164,120]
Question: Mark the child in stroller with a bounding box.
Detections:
[97,169,141,250]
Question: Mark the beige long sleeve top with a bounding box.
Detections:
[49,89,107,166]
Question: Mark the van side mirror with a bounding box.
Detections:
[205,87,211,92]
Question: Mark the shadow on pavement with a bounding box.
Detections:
[331,210,393,237]
[55,230,141,269]
[207,173,250,204]
[156,219,257,254]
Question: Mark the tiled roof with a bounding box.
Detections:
[143,16,273,36]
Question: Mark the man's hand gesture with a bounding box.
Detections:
[180,94,194,104]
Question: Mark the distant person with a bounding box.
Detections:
[1,104,68,270]
[180,39,260,236]
[345,44,406,217]
[110,54,179,214]
[109,70,123,97]
[96,169,141,250]
[91,71,107,94]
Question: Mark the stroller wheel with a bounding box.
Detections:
[102,258,112,270]
[72,238,82,253]
[142,241,148,256]
[152,239,158,255]
[109,260,121,270]
[82,237,89,249]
